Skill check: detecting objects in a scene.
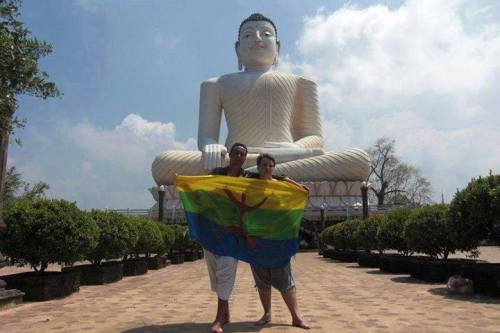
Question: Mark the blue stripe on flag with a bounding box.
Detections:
[186,211,298,268]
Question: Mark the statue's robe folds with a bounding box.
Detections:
[152,71,370,185]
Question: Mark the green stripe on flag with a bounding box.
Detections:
[179,191,304,240]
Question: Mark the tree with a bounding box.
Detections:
[0,0,60,228]
[1,199,99,272]
[3,166,49,208]
[448,172,500,251]
[367,137,432,207]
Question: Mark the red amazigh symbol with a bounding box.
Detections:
[217,189,267,250]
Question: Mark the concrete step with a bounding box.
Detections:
[0,288,24,310]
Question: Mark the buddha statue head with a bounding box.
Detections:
[236,13,280,71]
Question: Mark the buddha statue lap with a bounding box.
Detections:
[151,13,370,184]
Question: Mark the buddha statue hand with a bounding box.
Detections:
[202,143,227,171]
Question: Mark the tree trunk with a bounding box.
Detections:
[376,181,388,208]
[0,127,9,230]
[377,193,385,207]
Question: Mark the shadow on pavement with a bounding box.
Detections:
[121,321,287,333]
[391,276,440,285]
[428,287,500,304]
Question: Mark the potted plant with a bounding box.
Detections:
[170,224,188,264]
[448,174,500,295]
[193,240,204,260]
[122,214,140,261]
[0,199,98,301]
[183,237,200,262]
[149,222,175,269]
[62,210,128,284]
[121,216,146,276]
[123,218,162,276]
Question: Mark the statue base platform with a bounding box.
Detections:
[148,180,365,221]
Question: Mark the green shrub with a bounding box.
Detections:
[377,208,412,255]
[323,223,340,248]
[122,216,140,259]
[134,219,163,257]
[325,219,361,251]
[171,224,190,252]
[448,173,500,251]
[355,215,384,253]
[1,199,99,272]
[87,210,131,265]
[403,204,454,259]
[320,225,332,246]
[156,222,176,255]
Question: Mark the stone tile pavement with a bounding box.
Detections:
[1,249,500,333]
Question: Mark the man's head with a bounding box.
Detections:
[257,153,275,179]
[236,13,280,70]
[229,142,248,167]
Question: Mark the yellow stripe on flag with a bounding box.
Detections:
[174,175,308,211]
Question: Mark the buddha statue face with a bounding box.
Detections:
[236,14,280,70]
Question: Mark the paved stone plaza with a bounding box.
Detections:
[1,250,500,333]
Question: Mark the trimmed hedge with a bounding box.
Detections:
[354,215,383,253]
[377,207,412,255]
[1,199,99,272]
[324,219,362,251]
[403,204,453,259]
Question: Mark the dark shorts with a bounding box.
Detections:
[250,262,295,293]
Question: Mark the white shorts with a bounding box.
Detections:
[204,249,238,301]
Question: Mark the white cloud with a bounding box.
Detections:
[69,113,196,173]
[9,114,196,209]
[283,0,500,201]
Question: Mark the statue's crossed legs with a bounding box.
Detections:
[151,148,370,185]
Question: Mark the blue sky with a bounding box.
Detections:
[8,0,500,209]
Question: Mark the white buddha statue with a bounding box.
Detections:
[152,13,370,184]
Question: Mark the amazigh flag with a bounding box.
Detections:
[175,175,308,268]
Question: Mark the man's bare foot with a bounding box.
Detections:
[210,321,223,333]
[255,313,271,326]
[292,319,311,330]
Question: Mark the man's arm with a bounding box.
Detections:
[282,176,310,193]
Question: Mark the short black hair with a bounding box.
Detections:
[229,142,248,155]
[238,13,278,41]
[257,153,275,167]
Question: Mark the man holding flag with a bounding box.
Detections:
[205,142,250,333]
[175,148,311,331]
[249,153,310,329]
